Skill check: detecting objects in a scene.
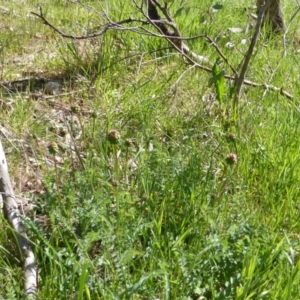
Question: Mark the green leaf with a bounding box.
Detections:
[174,6,190,18]
[212,59,226,104]
[174,7,184,18]
[212,3,223,13]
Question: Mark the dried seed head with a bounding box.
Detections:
[48,141,58,155]
[110,179,119,186]
[225,153,238,165]
[141,194,149,201]
[227,133,236,142]
[91,112,97,119]
[107,162,114,170]
[107,129,120,144]
[125,138,133,147]
[71,104,80,114]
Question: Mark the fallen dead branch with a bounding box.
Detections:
[0,139,37,298]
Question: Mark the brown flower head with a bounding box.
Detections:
[227,133,236,142]
[125,138,133,147]
[225,153,238,165]
[71,104,80,114]
[91,111,97,119]
[107,129,121,144]
[110,179,119,186]
[48,141,58,155]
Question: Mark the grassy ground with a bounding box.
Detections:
[1,0,300,299]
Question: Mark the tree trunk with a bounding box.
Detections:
[257,0,284,33]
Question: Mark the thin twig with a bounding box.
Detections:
[31,7,147,40]
[205,35,238,76]
[30,7,207,42]
[234,0,272,106]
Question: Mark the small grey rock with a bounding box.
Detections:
[44,81,62,95]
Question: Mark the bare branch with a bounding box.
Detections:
[129,26,207,41]
[234,0,272,106]
[143,0,292,100]
[141,0,211,65]
[31,7,147,40]
[30,2,293,100]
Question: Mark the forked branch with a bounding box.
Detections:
[31,1,293,101]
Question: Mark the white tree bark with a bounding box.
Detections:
[0,139,37,298]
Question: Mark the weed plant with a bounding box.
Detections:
[1,0,300,299]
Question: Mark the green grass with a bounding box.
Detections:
[1,0,300,299]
